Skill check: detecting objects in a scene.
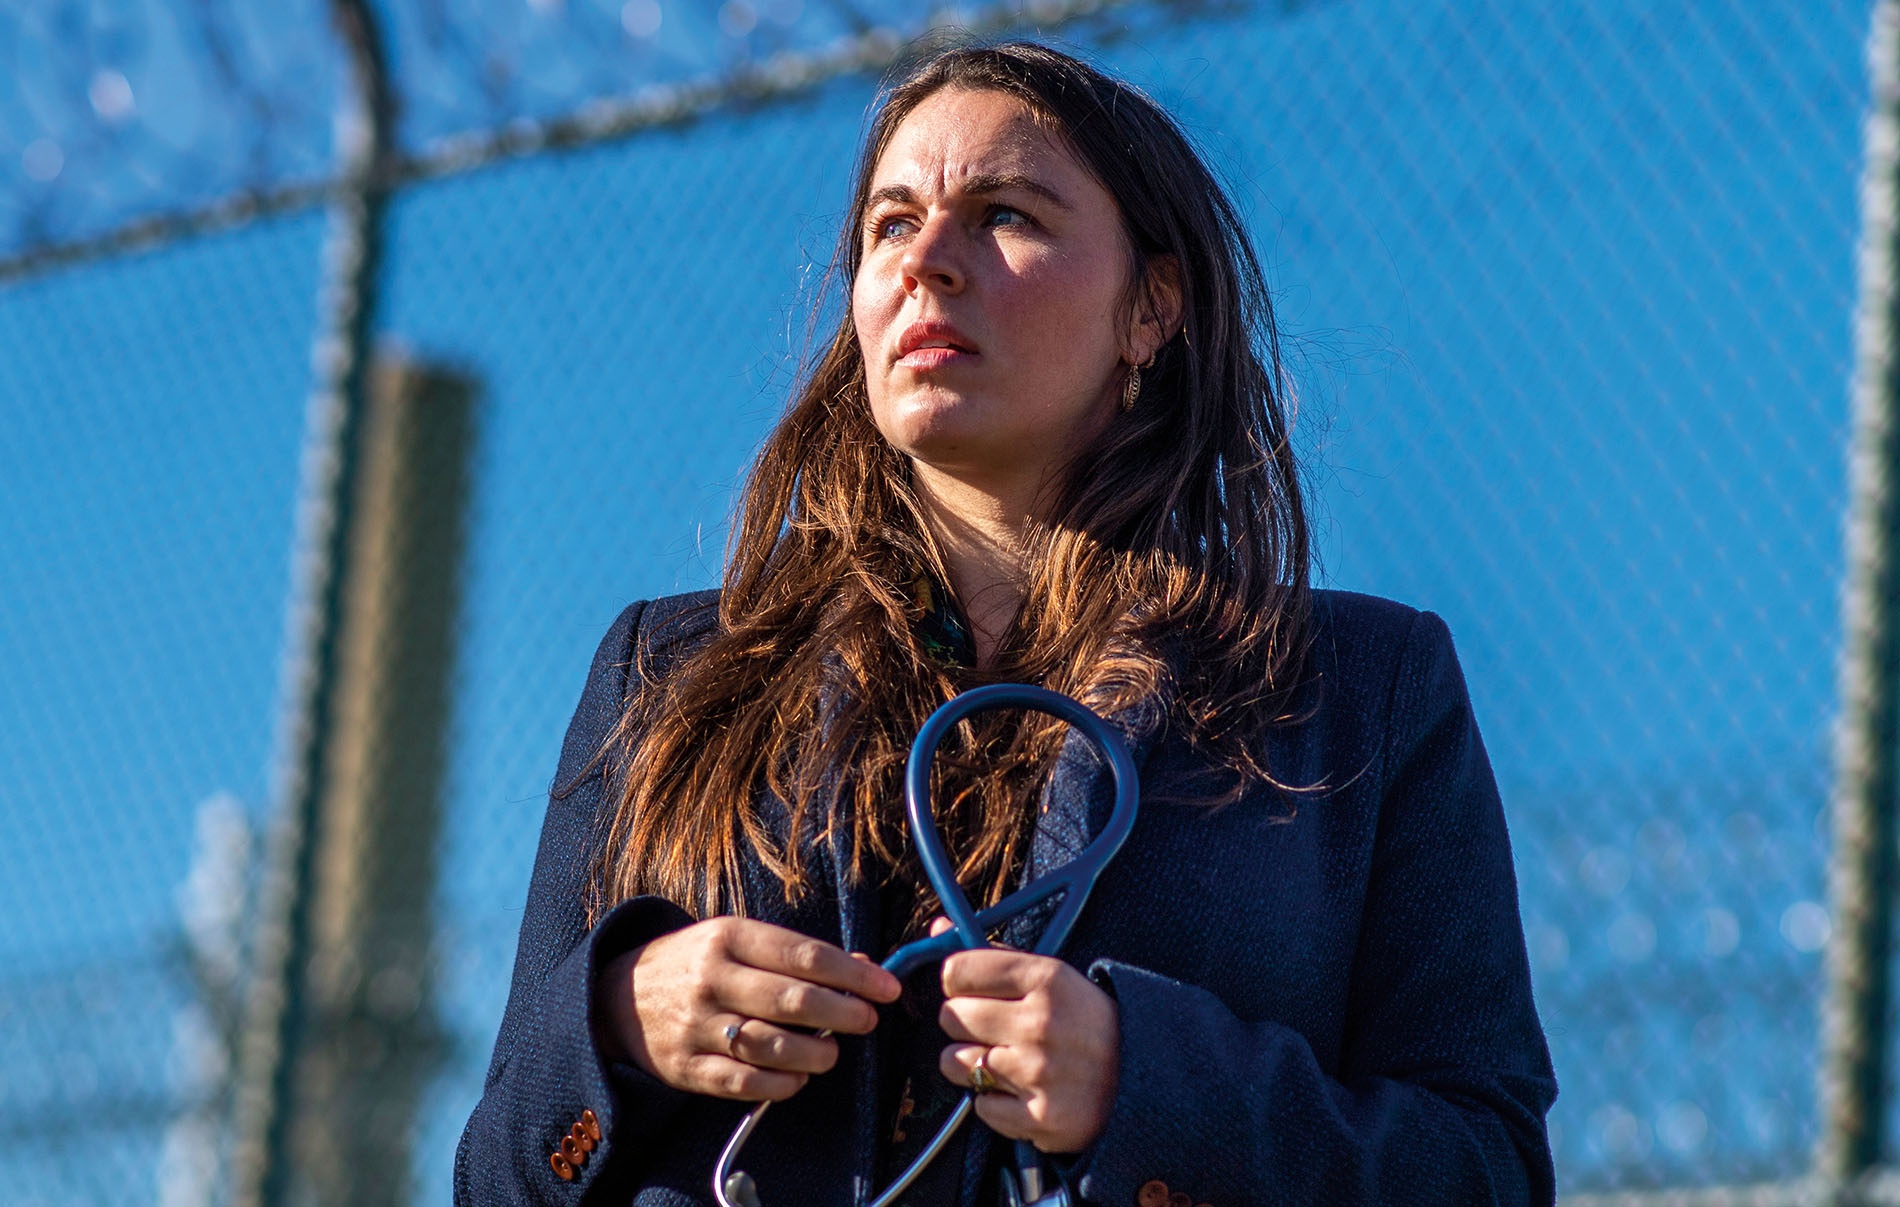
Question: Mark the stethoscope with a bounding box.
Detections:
[713,683,1141,1207]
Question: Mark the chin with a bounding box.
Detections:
[873,392,993,455]
[897,434,1041,490]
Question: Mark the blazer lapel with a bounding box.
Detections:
[1000,674,1176,950]
[827,778,879,956]
[812,664,883,1207]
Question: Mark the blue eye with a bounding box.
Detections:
[868,214,913,243]
[986,206,1030,227]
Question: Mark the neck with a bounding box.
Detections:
[911,465,1035,671]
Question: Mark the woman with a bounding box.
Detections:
[457,41,1557,1207]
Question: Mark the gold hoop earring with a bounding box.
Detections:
[1120,351,1157,413]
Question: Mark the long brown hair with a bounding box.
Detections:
[587,41,1311,930]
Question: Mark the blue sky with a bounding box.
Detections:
[0,0,1877,1197]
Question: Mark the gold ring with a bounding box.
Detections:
[723,1020,744,1057]
[969,1048,998,1095]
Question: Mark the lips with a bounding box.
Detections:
[897,320,978,364]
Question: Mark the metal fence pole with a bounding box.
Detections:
[226,1,395,1204]
[1818,0,1900,1199]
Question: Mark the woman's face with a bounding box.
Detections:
[852,87,1140,509]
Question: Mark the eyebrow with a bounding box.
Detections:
[866,173,1075,212]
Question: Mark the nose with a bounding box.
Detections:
[899,213,964,295]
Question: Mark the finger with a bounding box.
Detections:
[723,920,901,1003]
[970,1090,1040,1145]
[940,1042,1016,1096]
[929,914,1013,949]
[941,947,1063,999]
[717,965,884,1034]
[719,1017,841,1075]
[684,1055,811,1103]
[941,996,1047,1054]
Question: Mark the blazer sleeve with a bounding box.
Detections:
[1074,610,1558,1206]
[454,601,700,1205]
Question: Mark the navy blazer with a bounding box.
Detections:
[455,589,1558,1206]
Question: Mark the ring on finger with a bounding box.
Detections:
[969,1047,999,1096]
[723,1020,745,1058]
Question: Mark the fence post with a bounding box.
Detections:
[1818,0,1900,1198]
[227,1,397,1204]
[292,358,473,1203]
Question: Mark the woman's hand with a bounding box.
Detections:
[594,917,900,1102]
[933,922,1120,1154]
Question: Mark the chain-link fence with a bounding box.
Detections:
[0,0,1881,1202]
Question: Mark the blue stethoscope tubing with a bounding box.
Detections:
[713,683,1141,1207]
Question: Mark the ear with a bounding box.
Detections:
[1126,254,1184,363]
